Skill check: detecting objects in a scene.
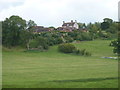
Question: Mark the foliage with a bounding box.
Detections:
[110,32,120,56]
[2,15,37,49]
[56,37,63,44]
[2,15,118,50]
[58,43,76,53]
[106,23,118,34]
[58,43,91,56]
[64,36,74,43]
[2,15,26,47]
[81,32,92,41]
[27,20,37,31]
[29,37,49,50]
[74,49,91,56]
[101,22,110,30]
[103,18,113,23]
[19,30,33,49]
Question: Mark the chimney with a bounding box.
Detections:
[63,21,65,24]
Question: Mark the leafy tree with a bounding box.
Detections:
[19,30,33,49]
[87,23,99,40]
[101,18,113,30]
[103,18,113,24]
[27,20,37,30]
[110,32,120,57]
[101,22,110,30]
[2,15,26,47]
[82,23,87,29]
[78,23,86,30]
[106,22,118,34]
[56,37,63,44]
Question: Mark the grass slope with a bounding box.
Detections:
[2,40,118,88]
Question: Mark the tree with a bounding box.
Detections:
[2,15,26,47]
[19,30,33,49]
[106,22,118,34]
[78,23,86,30]
[101,18,113,30]
[49,26,55,30]
[110,32,120,57]
[101,22,110,30]
[103,18,113,24]
[87,23,99,40]
[27,20,37,31]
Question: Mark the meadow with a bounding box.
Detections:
[2,40,118,88]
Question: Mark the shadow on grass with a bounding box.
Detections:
[51,77,118,83]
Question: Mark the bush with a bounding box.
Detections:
[74,49,91,56]
[74,49,80,54]
[64,36,74,43]
[81,32,92,41]
[75,35,82,41]
[56,37,63,44]
[29,37,49,50]
[80,49,86,55]
[84,51,92,56]
[58,43,76,53]
[47,37,55,46]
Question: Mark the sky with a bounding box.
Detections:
[0,0,119,27]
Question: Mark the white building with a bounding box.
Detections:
[62,20,79,30]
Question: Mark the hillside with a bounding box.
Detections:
[2,40,118,88]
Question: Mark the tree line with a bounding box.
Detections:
[2,15,119,55]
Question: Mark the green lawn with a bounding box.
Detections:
[2,40,118,88]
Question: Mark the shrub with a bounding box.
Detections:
[74,49,80,54]
[58,43,76,53]
[56,37,63,44]
[85,51,92,56]
[29,39,39,48]
[74,49,91,56]
[29,37,49,50]
[81,32,92,41]
[47,37,55,46]
[75,35,82,41]
[64,36,74,43]
[80,49,86,55]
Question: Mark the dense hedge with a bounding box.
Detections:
[58,43,76,53]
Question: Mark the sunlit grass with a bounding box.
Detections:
[2,40,118,88]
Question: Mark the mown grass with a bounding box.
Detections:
[2,40,118,88]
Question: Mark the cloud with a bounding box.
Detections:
[0,0,25,11]
[0,0,119,27]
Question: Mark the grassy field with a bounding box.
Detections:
[2,40,118,88]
